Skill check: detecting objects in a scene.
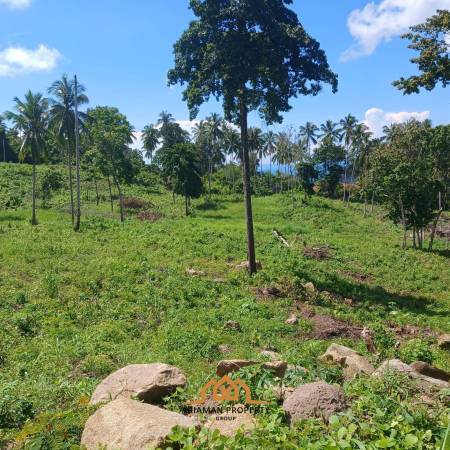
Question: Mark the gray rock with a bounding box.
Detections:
[216,360,257,377]
[283,381,346,424]
[373,359,450,390]
[410,361,450,382]
[81,398,198,450]
[319,343,374,380]
[285,314,299,325]
[437,334,450,350]
[262,360,288,378]
[205,404,255,437]
[90,363,186,405]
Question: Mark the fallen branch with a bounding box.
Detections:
[272,228,290,248]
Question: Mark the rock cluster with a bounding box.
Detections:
[81,346,449,448]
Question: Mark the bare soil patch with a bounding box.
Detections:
[303,245,332,261]
[137,211,162,222]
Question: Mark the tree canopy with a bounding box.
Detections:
[394,10,450,94]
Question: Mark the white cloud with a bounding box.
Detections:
[0,0,31,9]
[363,107,430,136]
[0,44,61,77]
[342,0,450,61]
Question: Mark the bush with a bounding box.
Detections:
[399,338,433,364]
[371,322,397,359]
[0,383,34,429]
[121,197,149,210]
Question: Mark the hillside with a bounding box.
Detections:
[0,163,449,448]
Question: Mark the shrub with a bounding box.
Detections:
[121,197,149,210]
[371,322,397,359]
[0,383,34,429]
[399,338,433,364]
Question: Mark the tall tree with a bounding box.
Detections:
[248,127,264,176]
[299,121,318,158]
[340,114,357,202]
[262,130,277,189]
[48,75,88,225]
[142,124,159,163]
[168,0,337,274]
[87,107,135,222]
[394,10,450,94]
[5,91,49,225]
[157,142,203,215]
[320,120,342,143]
[157,111,190,149]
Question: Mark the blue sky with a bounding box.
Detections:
[0,0,448,144]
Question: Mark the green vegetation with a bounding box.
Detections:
[0,163,449,448]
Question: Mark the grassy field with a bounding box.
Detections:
[0,163,449,448]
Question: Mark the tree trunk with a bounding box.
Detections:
[240,93,257,275]
[208,159,212,198]
[399,195,407,249]
[269,157,272,191]
[67,140,74,224]
[371,192,374,214]
[94,176,99,206]
[346,161,356,207]
[107,176,114,212]
[74,75,82,232]
[113,175,124,223]
[185,194,189,216]
[31,153,37,225]
[429,209,443,251]
[342,147,348,202]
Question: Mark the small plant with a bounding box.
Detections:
[371,322,397,359]
[399,338,433,364]
[40,168,63,207]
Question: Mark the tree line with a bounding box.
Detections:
[0,3,448,270]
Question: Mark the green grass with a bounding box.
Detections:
[0,162,449,448]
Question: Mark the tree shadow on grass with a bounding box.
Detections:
[292,267,446,318]
[196,200,223,211]
[0,212,25,222]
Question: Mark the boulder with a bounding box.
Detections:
[373,359,450,390]
[303,282,316,294]
[283,381,346,424]
[216,360,257,377]
[205,405,256,437]
[81,398,197,450]
[437,334,450,350]
[261,286,281,297]
[224,320,241,331]
[262,360,287,378]
[319,344,374,380]
[285,314,299,325]
[90,363,186,405]
[271,385,295,401]
[186,268,205,277]
[218,345,232,355]
[260,350,281,361]
[410,361,450,382]
[236,260,262,271]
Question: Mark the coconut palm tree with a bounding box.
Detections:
[5,91,49,225]
[248,127,264,176]
[48,75,88,225]
[340,114,358,202]
[320,120,342,143]
[223,124,241,192]
[262,130,277,188]
[299,121,318,158]
[0,115,7,162]
[347,123,371,206]
[141,124,159,163]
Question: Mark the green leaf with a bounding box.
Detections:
[404,434,418,448]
